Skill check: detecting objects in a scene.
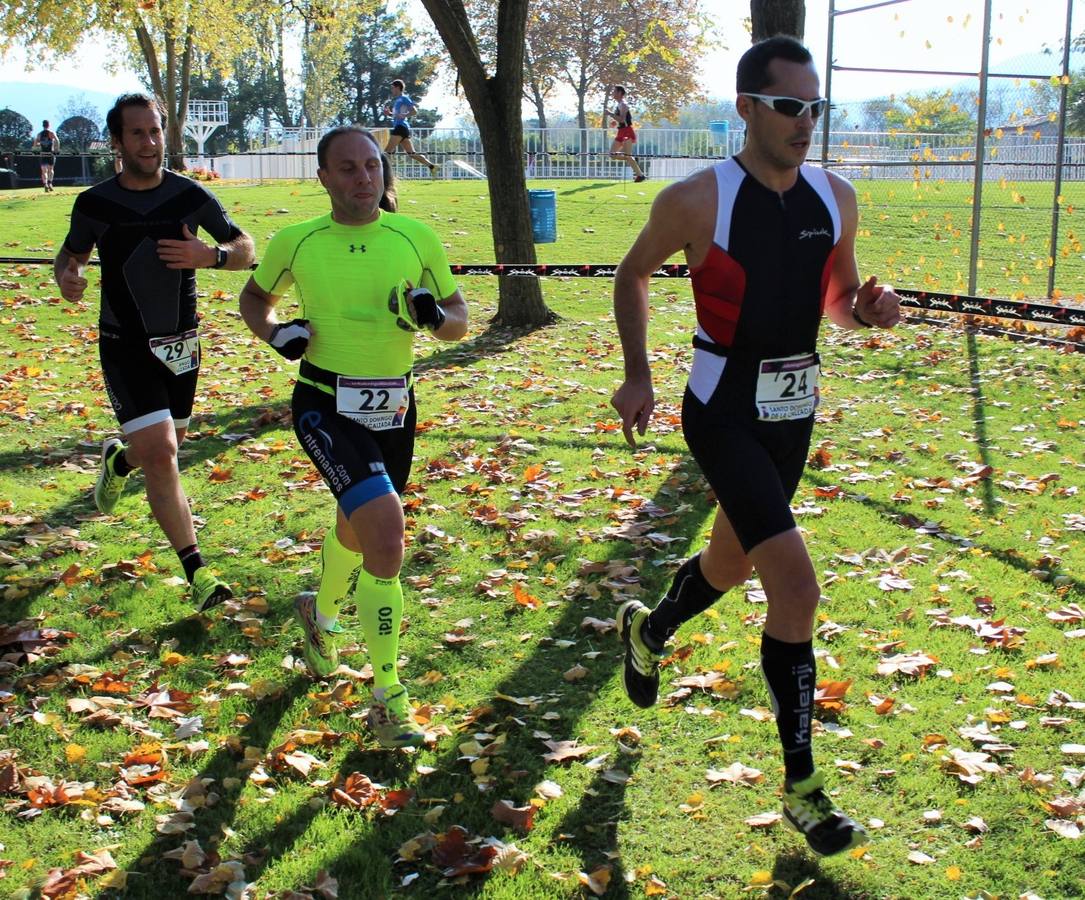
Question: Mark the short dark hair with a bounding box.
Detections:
[316,126,397,213]
[42,120,49,128]
[391,79,405,91]
[106,93,165,140]
[736,36,814,94]
[613,85,626,96]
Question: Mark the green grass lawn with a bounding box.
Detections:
[0,179,1083,899]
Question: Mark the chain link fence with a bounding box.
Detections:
[821,0,1083,301]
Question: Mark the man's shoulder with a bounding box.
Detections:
[379,210,434,237]
[268,213,333,247]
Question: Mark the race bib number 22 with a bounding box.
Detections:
[755,352,819,421]
[336,375,410,430]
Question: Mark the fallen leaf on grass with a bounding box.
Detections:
[491,799,537,833]
[578,865,612,896]
[706,762,763,787]
[331,773,380,809]
[432,825,498,877]
[542,740,598,763]
[745,811,783,828]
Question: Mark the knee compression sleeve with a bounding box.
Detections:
[354,567,404,690]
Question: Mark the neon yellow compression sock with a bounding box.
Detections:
[315,527,362,630]
[354,567,404,690]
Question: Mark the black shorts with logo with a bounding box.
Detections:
[681,384,814,554]
[99,330,200,434]
[291,379,416,516]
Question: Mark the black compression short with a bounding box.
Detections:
[682,386,814,553]
[291,380,416,517]
[99,330,200,433]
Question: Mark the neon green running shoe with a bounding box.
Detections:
[191,567,233,612]
[293,593,338,678]
[617,599,663,708]
[367,685,425,748]
[94,437,129,514]
[783,770,869,857]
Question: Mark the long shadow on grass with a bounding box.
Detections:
[805,469,1085,596]
[965,328,997,515]
[0,405,299,625]
[187,457,706,897]
[770,851,874,900]
[111,678,311,899]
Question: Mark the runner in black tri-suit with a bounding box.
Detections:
[32,121,59,192]
[53,93,255,612]
[610,36,901,857]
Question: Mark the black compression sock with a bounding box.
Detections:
[761,633,816,783]
[178,544,205,583]
[644,553,724,648]
[112,448,134,477]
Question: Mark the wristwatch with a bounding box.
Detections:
[212,247,228,269]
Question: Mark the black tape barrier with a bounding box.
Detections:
[3,257,1084,330]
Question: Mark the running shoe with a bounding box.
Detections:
[617,599,663,708]
[94,437,129,514]
[782,770,869,857]
[292,593,339,678]
[191,567,233,612]
[634,174,647,183]
[367,685,425,748]
[429,163,439,178]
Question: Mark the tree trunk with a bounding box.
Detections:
[750,0,806,42]
[421,0,553,328]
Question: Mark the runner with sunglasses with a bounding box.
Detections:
[611,35,900,857]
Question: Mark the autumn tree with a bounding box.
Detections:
[0,109,32,152]
[750,0,805,41]
[340,4,441,128]
[420,0,553,327]
[885,90,977,135]
[0,0,270,168]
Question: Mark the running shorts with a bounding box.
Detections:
[291,379,416,517]
[615,126,636,143]
[681,385,814,553]
[99,330,200,434]
[390,123,411,139]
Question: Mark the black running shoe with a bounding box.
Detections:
[783,770,869,857]
[617,599,663,708]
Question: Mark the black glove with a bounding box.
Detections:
[268,318,310,360]
[408,287,446,331]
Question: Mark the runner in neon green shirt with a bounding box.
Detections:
[240,126,468,748]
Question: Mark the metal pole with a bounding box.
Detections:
[967,0,994,297]
[822,0,836,166]
[1047,0,1074,299]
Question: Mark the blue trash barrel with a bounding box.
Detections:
[528,189,557,243]
[708,120,730,139]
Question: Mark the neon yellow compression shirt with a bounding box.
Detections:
[252,210,458,378]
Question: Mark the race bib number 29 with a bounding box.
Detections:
[149,329,200,375]
[336,375,410,430]
[755,353,819,421]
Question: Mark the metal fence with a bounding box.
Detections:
[821,0,1080,299]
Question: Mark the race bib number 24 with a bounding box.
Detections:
[755,352,819,421]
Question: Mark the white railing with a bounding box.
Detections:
[200,126,1085,182]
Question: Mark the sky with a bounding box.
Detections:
[0,0,1078,128]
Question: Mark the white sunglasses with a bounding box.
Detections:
[741,93,828,119]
